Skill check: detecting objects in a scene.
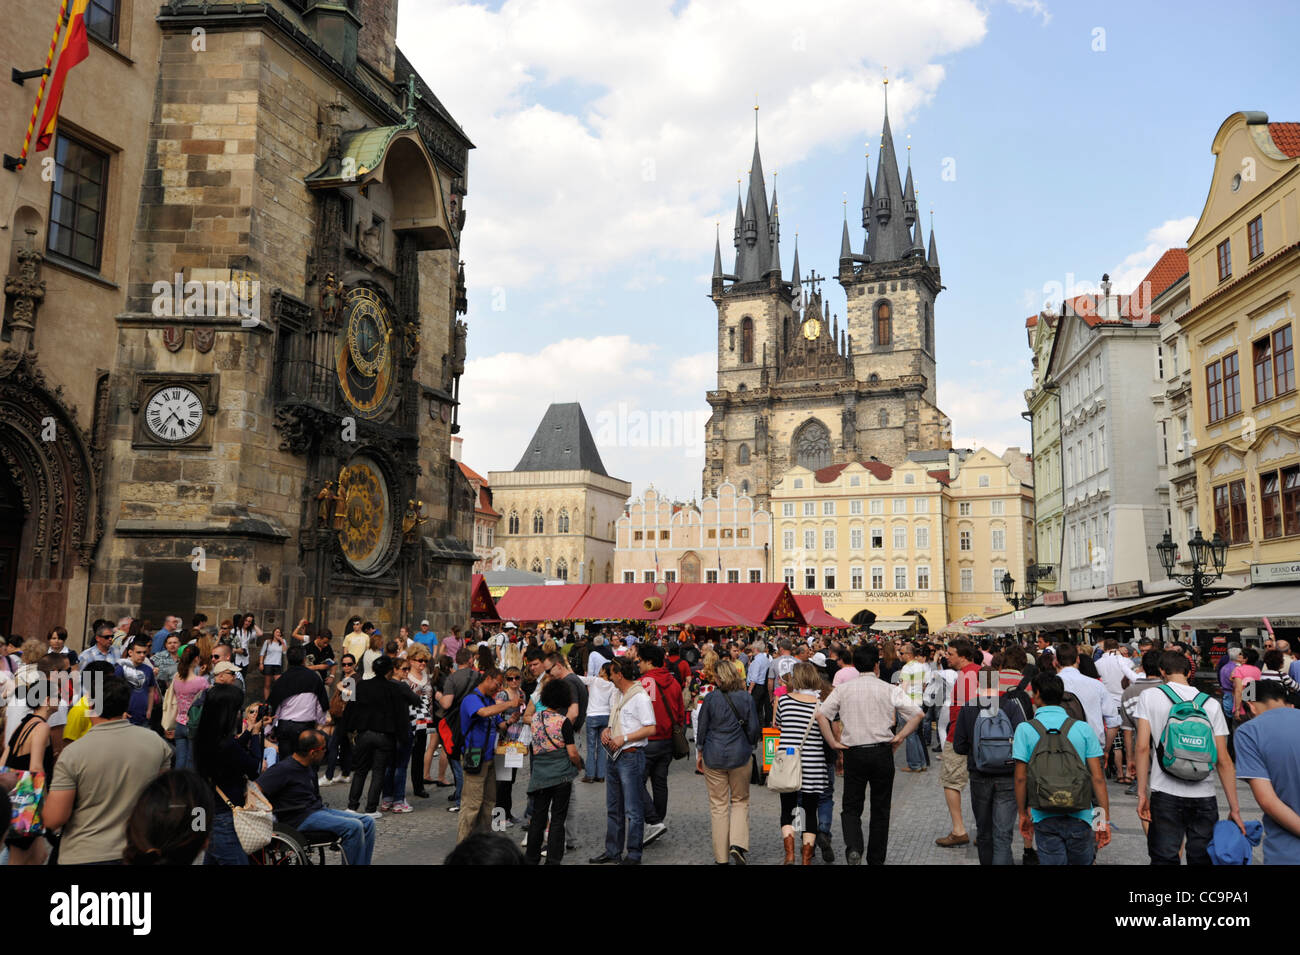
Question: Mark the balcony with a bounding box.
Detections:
[276,358,339,409]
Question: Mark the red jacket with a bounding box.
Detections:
[666,654,691,686]
[641,667,685,741]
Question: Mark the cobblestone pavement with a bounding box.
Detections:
[352,741,1262,865]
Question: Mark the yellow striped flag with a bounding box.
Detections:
[35,0,90,153]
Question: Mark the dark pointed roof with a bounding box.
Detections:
[712,225,723,278]
[927,221,940,270]
[902,162,917,224]
[839,215,853,260]
[514,403,607,475]
[791,238,801,286]
[910,219,925,256]
[860,152,873,229]
[863,105,912,264]
[768,185,781,275]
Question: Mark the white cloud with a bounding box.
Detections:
[938,379,1030,456]
[1005,0,1052,25]
[401,0,988,299]
[1109,216,1197,294]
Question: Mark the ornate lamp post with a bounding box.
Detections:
[1001,571,1036,611]
[1156,528,1227,606]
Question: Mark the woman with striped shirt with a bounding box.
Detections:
[775,661,837,865]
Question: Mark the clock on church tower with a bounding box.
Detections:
[335,287,397,419]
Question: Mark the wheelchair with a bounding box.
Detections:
[250,822,349,866]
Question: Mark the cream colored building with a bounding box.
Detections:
[489,403,630,584]
[1181,111,1300,587]
[614,482,772,583]
[770,449,1034,630]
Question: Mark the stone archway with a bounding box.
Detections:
[0,359,101,636]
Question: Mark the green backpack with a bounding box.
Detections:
[1155,684,1217,782]
[1025,717,1092,813]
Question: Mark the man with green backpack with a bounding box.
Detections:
[1012,672,1112,865]
[1134,650,1244,864]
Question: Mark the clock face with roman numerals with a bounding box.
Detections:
[144,385,205,443]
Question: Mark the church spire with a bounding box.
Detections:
[713,223,723,279]
[902,147,917,226]
[767,181,781,276]
[909,218,925,257]
[865,73,911,264]
[927,210,940,270]
[860,145,873,230]
[790,233,801,286]
[839,202,853,263]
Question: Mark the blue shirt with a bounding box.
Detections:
[747,653,770,688]
[1233,707,1300,865]
[114,661,157,727]
[152,628,173,654]
[459,688,497,755]
[1011,705,1103,824]
[1288,660,1300,688]
[414,630,438,651]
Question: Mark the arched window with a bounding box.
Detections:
[741,317,754,364]
[728,328,735,352]
[530,558,543,574]
[556,557,568,581]
[507,510,520,534]
[878,408,888,428]
[741,479,750,495]
[605,562,613,583]
[590,507,597,535]
[738,443,750,464]
[532,509,544,534]
[793,419,832,470]
[868,372,880,384]
[875,301,892,346]
[783,316,790,349]
[557,509,570,533]
[923,302,932,352]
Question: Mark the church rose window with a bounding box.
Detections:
[794,419,832,470]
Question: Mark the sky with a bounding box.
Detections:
[399,0,1300,503]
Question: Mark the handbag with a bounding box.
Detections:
[671,723,690,760]
[767,703,819,794]
[161,679,179,733]
[215,781,274,854]
[3,770,46,837]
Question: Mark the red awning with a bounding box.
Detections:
[494,584,588,623]
[656,600,755,628]
[660,583,805,628]
[470,574,500,621]
[566,582,678,621]
[794,595,852,629]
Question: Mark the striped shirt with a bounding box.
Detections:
[775,694,828,794]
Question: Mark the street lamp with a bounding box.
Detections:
[1156,528,1227,605]
[1001,572,1035,611]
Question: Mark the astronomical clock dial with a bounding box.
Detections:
[337,457,392,574]
[144,385,205,443]
[336,287,396,419]
[801,317,822,341]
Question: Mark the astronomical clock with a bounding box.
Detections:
[335,287,397,420]
[336,456,393,575]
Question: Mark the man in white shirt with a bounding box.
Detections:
[1095,638,1136,706]
[1055,642,1120,751]
[590,658,656,865]
[1134,650,1243,864]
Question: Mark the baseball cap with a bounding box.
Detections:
[504,622,517,629]
[421,619,430,626]
[213,661,239,675]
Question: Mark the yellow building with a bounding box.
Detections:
[1181,112,1300,587]
[770,449,1034,631]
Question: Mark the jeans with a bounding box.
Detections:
[174,721,193,771]
[1033,814,1095,865]
[605,747,646,861]
[817,763,834,837]
[525,782,572,864]
[203,810,249,865]
[968,771,1017,865]
[903,713,926,770]
[348,730,394,813]
[383,727,414,803]
[1147,791,1217,865]
[641,739,672,826]
[450,756,464,805]
[840,744,895,864]
[585,715,610,779]
[297,808,376,865]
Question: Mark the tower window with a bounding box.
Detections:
[878,409,888,428]
[741,317,754,364]
[924,303,932,352]
[875,302,892,347]
[729,328,735,352]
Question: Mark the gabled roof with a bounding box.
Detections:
[926,469,952,486]
[1141,248,1190,304]
[1268,122,1300,158]
[514,403,607,475]
[812,460,893,483]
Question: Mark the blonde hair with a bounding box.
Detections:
[713,659,744,693]
[786,661,823,693]
[405,643,431,663]
[700,650,720,683]
[21,637,46,664]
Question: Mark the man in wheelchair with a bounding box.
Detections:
[258,728,376,865]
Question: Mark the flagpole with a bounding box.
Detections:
[14,0,70,171]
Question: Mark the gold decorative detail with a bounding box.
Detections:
[336,458,391,572]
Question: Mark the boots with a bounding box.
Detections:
[801,841,815,866]
[782,834,796,865]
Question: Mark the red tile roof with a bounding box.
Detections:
[1025,314,1038,328]
[1269,122,1300,158]
[1139,248,1189,303]
[458,462,488,485]
[813,460,895,483]
[476,486,499,519]
[813,462,850,483]
[927,469,952,486]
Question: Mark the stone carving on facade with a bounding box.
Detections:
[193,327,216,353]
[792,419,833,470]
[1,228,46,376]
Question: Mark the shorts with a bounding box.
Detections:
[261,664,282,675]
[940,740,969,791]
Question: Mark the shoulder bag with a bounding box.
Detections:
[161,678,179,733]
[215,781,274,854]
[767,701,819,794]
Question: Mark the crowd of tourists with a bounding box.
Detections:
[3,611,1300,867]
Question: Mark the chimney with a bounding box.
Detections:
[947,448,959,481]
[450,435,463,462]
[303,1,361,72]
[355,0,398,84]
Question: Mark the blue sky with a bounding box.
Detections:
[400,0,1300,502]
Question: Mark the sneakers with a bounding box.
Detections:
[846,850,863,866]
[360,811,382,820]
[391,801,413,813]
[319,774,335,787]
[378,800,394,812]
[728,845,748,866]
[1124,781,1138,796]
[935,831,970,848]
[816,831,834,863]
[589,853,620,864]
[643,821,667,845]
[448,805,461,813]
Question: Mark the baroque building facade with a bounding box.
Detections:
[1,0,478,640]
[703,96,951,512]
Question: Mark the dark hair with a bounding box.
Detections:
[192,613,209,628]
[455,648,472,666]
[1140,649,1162,677]
[47,626,68,643]
[614,658,640,681]
[1002,645,1028,671]
[123,770,214,866]
[385,640,400,655]
[479,666,502,682]
[1054,642,1079,667]
[341,654,356,666]
[852,644,880,673]
[1031,672,1065,706]
[295,729,327,755]
[639,643,665,668]
[287,644,307,667]
[540,678,572,712]
[1159,650,1191,676]
[544,652,567,670]
[1264,649,1285,672]
[193,684,247,781]
[1077,654,1100,679]
[443,831,525,865]
[96,674,133,720]
[524,647,546,662]
[476,644,495,670]
[1252,679,1289,705]
[1242,647,1260,667]
[372,655,395,679]
[949,639,975,663]
[317,627,334,641]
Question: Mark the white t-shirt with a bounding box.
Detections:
[1133,681,1228,798]
[261,639,284,667]
[611,687,655,751]
[1095,652,1136,703]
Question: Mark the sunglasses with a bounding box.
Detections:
[506,676,521,682]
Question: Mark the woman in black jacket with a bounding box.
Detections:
[347,655,420,815]
[194,683,268,864]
